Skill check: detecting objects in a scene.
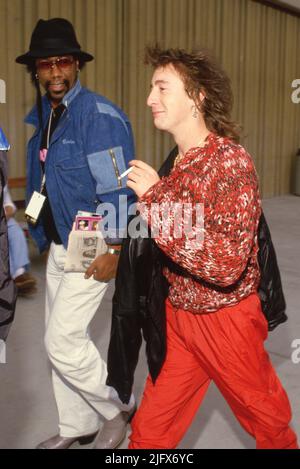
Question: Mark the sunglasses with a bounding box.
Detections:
[36,57,75,71]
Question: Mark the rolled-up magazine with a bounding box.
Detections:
[64,229,108,272]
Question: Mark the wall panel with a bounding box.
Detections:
[121,0,300,197]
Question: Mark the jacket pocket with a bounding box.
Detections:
[87,146,127,195]
[53,152,95,200]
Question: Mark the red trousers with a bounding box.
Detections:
[129,294,298,449]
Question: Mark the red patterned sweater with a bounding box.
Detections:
[139,133,262,314]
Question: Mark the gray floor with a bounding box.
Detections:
[0,195,299,449]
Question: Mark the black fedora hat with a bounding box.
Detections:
[16,18,94,64]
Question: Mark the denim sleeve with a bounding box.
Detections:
[83,105,137,244]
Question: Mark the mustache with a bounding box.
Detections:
[45,79,70,91]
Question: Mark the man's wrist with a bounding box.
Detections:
[107,247,121,256]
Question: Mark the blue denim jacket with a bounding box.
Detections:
[0,127,9,181]
[0,127,10,151]
[25,80,136,252]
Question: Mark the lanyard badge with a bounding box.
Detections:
[25,109,54,225]
[25,191,46,225]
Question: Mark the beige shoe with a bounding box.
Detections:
[93,407,136,449]
[36,432,98,449]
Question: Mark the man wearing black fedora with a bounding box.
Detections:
[16,18,136,449]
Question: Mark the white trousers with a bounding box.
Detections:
[44,243,134,437]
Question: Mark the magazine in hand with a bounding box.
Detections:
[64,212,107,272]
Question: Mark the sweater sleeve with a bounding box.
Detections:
[139,145,261,287]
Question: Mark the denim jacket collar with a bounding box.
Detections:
[25,79,82,128]
[62,78,82,108]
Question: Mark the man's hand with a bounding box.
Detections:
[127,160,160,198]
[84,248,121,282]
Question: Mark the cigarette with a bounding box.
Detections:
[119,167,134,179]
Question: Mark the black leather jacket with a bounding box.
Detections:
[106,148,287,404]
